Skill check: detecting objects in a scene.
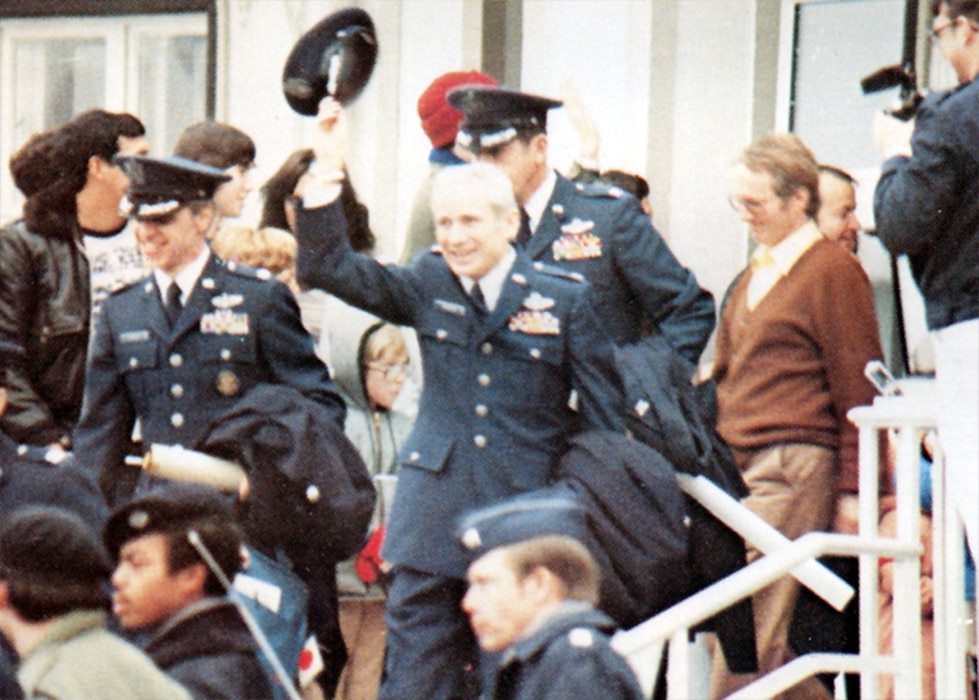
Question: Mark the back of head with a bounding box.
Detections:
[104,483,244,597]
[14,109,145,238]
[211,225,297,275]
[936,0,979,23]
[598,169,650,201]
[259,148,375,253]
[737,132,820,217]
[0,506,110,622]
[174,121,256,170]
[431,161,517,217]
[9,131,60,199]
[504,535,600,605]
[417,70,499,149]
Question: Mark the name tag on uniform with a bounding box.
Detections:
[201,310,250,335]
[434,299,467,316]
[119,330,151,343]
[553,218,602,261]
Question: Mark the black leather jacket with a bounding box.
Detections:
[0,219,89,446]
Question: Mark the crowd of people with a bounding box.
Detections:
[1,2,977,698]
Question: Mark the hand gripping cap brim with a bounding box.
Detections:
[282,7,378,116]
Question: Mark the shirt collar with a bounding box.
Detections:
[523,169,557,233]
[153,244,210,304]
[460,246,517,312]
[762,219,822,276]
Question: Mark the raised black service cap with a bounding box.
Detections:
[282,7,378,116]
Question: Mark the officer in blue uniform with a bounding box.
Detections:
[447,86,716,364]
[295,131,623,698]
[458,495,645,700]
[72,156,346,507]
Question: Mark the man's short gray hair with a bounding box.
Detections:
[431,161,518,218]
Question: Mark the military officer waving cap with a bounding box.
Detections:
[447,83,716,364]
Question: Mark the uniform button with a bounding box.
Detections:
[171,384,184,399]
[529,348,541,359]
[436,329,448,340]
[169,353,183,368]
[477,374,491,387]
[129,357,139,369]
[474,435,487,448]
[410,451,420,462]
[481,342,493,355]
[16,445,27,456]
[171,413,185,428]
[220,348,232,361]
[475,404,488,417]
[306,485,321,503]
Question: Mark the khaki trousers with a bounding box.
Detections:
[710,443,837,700]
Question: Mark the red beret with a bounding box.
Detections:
[417,71,498,148]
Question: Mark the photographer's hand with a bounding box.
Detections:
[873,110,915,160]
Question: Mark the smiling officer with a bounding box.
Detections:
[294,99,623,699]
[73,155,346,507]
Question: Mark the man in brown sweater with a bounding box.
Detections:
[709,133,883,699]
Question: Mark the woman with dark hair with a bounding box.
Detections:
[0,110,147,448]
[259,148,375,253]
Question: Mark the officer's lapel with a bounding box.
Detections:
[475,257,532,341]
[168,254,221,342]
[145,280,173,342]
[524,174,573,260]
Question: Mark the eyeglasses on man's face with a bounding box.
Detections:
[728,193,781,217]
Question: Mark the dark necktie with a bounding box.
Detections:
[165,282,183,328]
[515,207,533,249]
[470,282,488,315]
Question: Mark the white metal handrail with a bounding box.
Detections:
[614,380,972,699]
[612,531,919,697]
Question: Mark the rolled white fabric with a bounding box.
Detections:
[141,443,246,493]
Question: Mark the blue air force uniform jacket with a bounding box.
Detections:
[527,173,715,363]
[492,603,644,700]
[73,252,346,505]
[296,202,624,578]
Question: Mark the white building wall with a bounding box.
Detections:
[208,0,761,288]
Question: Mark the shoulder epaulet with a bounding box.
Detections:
[108,277,146,296]
[532,261,586,283]
[574,180,626,200]
[223,260,274,282]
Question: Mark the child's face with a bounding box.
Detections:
[365,349,409,410]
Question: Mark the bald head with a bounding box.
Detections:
[816,167,860,254]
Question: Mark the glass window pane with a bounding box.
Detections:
[137,33,207,154]
[12,38,106,143]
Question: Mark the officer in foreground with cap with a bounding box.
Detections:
[103,483,273,699]
[458,496,644,700]
[72,155,346,506]
[0,505,192,700]
[448,85,715,365]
